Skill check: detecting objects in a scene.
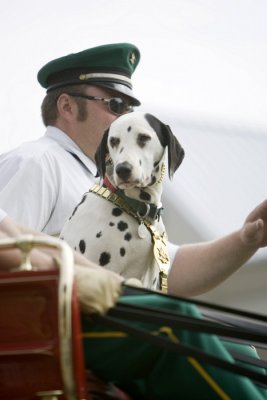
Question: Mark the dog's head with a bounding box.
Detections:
[95,112,185,189]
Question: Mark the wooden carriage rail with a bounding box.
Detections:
[0,235,87,400]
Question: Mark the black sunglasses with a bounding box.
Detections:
[65,92,134,115]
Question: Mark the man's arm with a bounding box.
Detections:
[168,200,267,297]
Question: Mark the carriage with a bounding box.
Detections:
[0,236,266,400]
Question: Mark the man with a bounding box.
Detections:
[0,210,266,399]
[0,43,140,235]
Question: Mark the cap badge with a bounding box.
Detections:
[79,74,87,81]
[129,52,136,65]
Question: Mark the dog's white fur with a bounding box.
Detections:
[60,112,184,289]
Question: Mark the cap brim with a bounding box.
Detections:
[92,81,141,106]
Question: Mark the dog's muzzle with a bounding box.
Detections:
[115,162,133,181]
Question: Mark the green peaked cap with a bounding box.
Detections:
[37,43,141,105]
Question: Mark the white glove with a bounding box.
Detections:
[124,277,143,287]
[75,265,123,315]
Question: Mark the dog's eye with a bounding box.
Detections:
[137,134,151,148]
[110,137,120,148]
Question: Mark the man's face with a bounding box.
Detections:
[75,85,135,155]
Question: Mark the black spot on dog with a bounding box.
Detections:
[117,221,128,231]
[112,207,123,216]
[149,176,157,186]
[139,190,151,202]
[110,137,120,148]
[127,126,132,132]
[124,232,132,241]
[79,239,86,254]
[155,165,160,173]
[153,277,157,285]
[137,133,151,148]
[139,159,142,165]
[69,193,87,219]
[119,147,124,154]
[109,222,115,226]
[120,247,126,257]
[96,231,102,238]
[99,252,111,266]
[154,160,160,167]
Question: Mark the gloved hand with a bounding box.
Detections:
[124,277,143,287]
[75,265,124,315]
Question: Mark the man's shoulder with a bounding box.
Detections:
[1,135,64,163]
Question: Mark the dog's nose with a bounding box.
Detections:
[116,162,132,181]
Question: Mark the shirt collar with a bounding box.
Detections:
[45,126,97,176]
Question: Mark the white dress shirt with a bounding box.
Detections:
[0,126,96,235]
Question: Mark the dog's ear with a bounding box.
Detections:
[94,128,109,178]
[145,113,185,179]
[162,124,185,179]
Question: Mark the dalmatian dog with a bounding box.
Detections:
[60,112,184,290]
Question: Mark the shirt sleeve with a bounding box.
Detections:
[0,153,57,231]
[167,240,179,268]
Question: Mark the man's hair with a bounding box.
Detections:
[41,84,89,126]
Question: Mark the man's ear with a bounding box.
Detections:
[56,93,75,119]
[94,129,109,178]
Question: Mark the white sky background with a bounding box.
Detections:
[1,0,267,153]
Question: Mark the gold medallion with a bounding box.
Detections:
[148,225,170,292]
